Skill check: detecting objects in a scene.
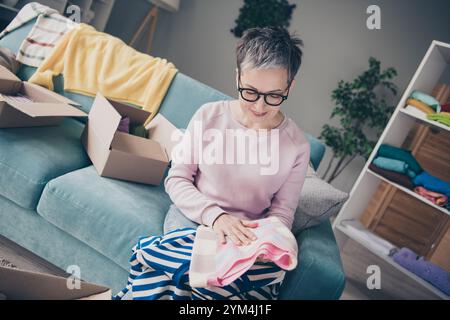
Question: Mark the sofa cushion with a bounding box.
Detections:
[37,166,173,270]
[0,118,90,210]
[279,220,346,299]
[292,166,349,233]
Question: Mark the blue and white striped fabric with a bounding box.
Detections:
[113,228,286,300]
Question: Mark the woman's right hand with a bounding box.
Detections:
[212,213,258,246]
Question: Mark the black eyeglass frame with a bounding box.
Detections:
[237,74,291,107]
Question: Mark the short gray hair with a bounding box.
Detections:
[236,27,303,85]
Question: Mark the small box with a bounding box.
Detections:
[0,66,87,128]
[81,93,180,185]
[0,266,111,300]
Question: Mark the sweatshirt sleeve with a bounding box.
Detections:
[164,106,225,227]
[265,138,310,230]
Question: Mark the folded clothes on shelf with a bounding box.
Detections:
[413,186,448,207]
[413,171,450,199]
[368,163,414,189]
[404,105,428,118]
[442,103,450,113]
[406,98,436,115]
[376,144,423,176]
[372,157,416,178]
[410,90,441,113]
[391,247,450,296]
[427,112,450,127]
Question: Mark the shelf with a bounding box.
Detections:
[367,169,450,216]
[400,108,450,133]
[337,220,449,300]
[334,41,450,300]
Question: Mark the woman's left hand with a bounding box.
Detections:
[212,213,258,246]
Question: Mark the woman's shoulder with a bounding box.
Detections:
[192,100,229,122]
[283,118,311,152]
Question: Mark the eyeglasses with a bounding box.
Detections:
[237,75,290,107]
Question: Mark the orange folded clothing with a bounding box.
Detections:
[406,98,435,114]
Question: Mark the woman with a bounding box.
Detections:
[164,26,310,247]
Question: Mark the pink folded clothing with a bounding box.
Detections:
[189,216,298,288]
[414,186,448,206]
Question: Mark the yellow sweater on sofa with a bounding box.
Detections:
[29,23,178,125]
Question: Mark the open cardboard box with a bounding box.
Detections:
[0,266,111,300]
[81,92,181,185]
[0,66,87,128]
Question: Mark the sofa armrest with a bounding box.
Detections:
[278,219,346,300]
[304,133,325,171]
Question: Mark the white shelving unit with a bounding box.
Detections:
[333,40,450,300]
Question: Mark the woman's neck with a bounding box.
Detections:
[230,100,285,130]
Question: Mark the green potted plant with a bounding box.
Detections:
[319,57,398,183]
[231,0,297,37]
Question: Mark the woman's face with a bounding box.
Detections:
[236,67,293,125]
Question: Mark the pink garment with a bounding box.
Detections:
[164,100,310,229]
[189,216,298,288]
[414,186,448,206]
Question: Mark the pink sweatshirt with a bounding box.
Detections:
[164,100,310,229]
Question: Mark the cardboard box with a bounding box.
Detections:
[81,93,180,185]
[0,66,87,128]
[0,266,111,300]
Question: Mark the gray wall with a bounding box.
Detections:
[106,0,450,192]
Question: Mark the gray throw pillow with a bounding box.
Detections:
[292,165,349,235]
[164,204,199,234]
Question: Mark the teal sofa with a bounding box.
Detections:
[0,19,345,299]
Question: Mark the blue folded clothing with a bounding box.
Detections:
[392,247,450,296]
[372,157,416,178]
[410,90,441,113]
[413,171,450,198]
[376,144,423,176]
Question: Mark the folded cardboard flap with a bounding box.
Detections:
[0,66,88,127]
[0,65,21,79]
[146,113,183,161]
[88,93,125,149]
[81,125,111,172]
[3,99,87,118]
[108,97,151,124]
[24,82,81,107]
[0,266,111,300]
[0,78,21,95]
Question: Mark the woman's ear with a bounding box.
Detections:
[289,79,296,91]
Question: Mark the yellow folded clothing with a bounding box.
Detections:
[29,23,178,125]
[406,98,436,115]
